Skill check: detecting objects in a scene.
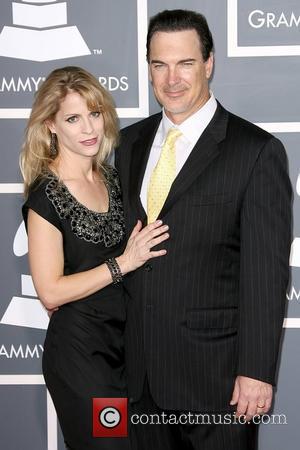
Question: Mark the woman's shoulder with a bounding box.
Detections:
[22,173,62,230]
[103,164,118,178]
[26,173,53,200]
[102,164,121,188]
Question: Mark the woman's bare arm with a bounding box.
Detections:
[27,209,169,309]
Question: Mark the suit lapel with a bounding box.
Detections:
[128,113,161,222]
[159,103,229,219]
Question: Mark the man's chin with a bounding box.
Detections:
[163,106,188,120]
[163,101,188,113]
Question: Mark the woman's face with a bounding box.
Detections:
[48,90,104,160]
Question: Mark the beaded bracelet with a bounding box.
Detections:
[105,257,123,284]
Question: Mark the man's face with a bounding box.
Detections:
[149,29,213,124]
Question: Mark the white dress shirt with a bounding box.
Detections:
[140,93,218,212]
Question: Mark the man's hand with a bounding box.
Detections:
[230,375,273,421]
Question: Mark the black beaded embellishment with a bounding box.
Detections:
[45,167,125,247]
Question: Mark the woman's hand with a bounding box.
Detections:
[116,220,169,274]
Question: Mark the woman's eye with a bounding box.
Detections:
[66,116,78,123]
[90,111,101,118]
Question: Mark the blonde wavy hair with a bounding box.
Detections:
[20,66,119,197]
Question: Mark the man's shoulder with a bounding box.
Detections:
[219,105,286,162]
[120,112,161,138]
[225,107,274,143]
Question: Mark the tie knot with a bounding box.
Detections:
[164,128,182,147]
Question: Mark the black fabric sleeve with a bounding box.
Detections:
[237,136,292,385]
[22,179,62,232]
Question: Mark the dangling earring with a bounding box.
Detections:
[50,132,57,156]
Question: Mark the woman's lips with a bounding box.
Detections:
[80,137,98,146]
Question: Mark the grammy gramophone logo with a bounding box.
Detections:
[0,221,48,330]
[0,0,91,61]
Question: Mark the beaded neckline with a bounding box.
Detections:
[44,167,125,247]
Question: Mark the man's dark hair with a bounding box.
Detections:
[146,9,214,62]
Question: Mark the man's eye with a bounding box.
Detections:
[90,111,101,118]
[66,116,78,123]
[154,64,164,69]
[182,62,193,66]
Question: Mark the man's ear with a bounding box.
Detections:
[148,64,153,84]
[205,53,214,79]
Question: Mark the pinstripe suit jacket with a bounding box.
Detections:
[115,102,292,411]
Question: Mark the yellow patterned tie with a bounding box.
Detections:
[147,128,182,224]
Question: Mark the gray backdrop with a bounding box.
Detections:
[0,1,299,449]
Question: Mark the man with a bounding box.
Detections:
[115,9,291,450]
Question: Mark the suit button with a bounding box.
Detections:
[144,263,152,272]
[146,304,152,310]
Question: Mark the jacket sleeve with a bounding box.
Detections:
[237,136,292,385]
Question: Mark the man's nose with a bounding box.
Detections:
[167,67,180,86]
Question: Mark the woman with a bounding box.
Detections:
[20,66,169,449]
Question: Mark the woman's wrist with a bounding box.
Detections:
[105,257,123,284]
[115,255,130,276]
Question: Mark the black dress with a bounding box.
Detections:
[22,166,130,450]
